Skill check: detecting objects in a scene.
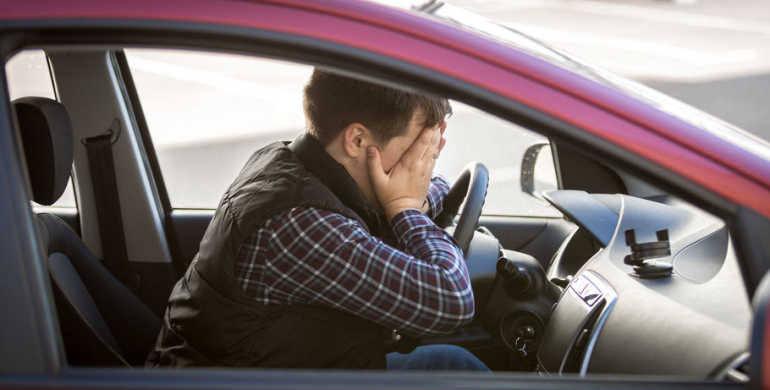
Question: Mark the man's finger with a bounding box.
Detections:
[438,121,447,154]
[422,126,441,161]
[402,125,436,164]
[429,126,442,160]
[366,146,387,188]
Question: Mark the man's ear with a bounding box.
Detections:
[342,123,372,158]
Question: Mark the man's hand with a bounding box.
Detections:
[367,123,445,221]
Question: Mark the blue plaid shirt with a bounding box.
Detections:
[234,175,474,337]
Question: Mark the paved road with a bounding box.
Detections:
[447,0,770,140]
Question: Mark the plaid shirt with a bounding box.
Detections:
[234,176,474,338]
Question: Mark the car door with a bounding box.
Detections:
[0,0,767,389]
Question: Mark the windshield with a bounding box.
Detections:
[421,2,770,164]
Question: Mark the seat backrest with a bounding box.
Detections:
[14,97,161,367]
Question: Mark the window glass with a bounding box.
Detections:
[125,49,309,209]
[126,49,559,217]
[6,49,77,208]
[436,103,559,217]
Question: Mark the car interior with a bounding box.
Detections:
[5,42,759,384]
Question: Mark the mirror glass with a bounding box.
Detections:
[521,143,558,202]
[533,145,558,197]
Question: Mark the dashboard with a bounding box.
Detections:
[537,190,751,377]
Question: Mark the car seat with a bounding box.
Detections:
[14,96,161,367]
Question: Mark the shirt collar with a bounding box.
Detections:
[288,133,382,235]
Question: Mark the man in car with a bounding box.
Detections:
[149,69,486,371]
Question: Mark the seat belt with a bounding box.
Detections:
[84,125,139,290]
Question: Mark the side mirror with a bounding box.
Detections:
[520,142,558,202]
[750,271,770,390]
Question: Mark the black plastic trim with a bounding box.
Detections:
[749,271,770,390]
[543,191,619,247]
[0,366,750,390]
[732,207,770,299]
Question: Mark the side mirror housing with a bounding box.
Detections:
[520,142,558,202]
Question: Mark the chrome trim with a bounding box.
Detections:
[578,271,618,377]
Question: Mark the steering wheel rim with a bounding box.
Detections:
[434,162,489,255]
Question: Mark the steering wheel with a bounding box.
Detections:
[434,162,489,255]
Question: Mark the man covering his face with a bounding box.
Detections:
[150,69,486,371]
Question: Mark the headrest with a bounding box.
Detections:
[14,97,74,206]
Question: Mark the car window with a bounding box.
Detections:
[125,48,560,217]
[3,45,750,384]
[6,49,77,208]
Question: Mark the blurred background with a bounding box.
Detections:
[448,0,770,140]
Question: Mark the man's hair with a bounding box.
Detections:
[303,69,451,146]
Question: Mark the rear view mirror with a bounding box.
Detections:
[521,142,558,202]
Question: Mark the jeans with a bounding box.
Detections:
[386,344,491,371]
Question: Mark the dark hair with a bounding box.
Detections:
[303,69,451,146]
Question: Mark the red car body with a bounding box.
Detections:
[0,0,769,388]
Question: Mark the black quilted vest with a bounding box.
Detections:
[150,134,388,369]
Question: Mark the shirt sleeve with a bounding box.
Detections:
[425,173,451,219]
[250,206,474,338]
